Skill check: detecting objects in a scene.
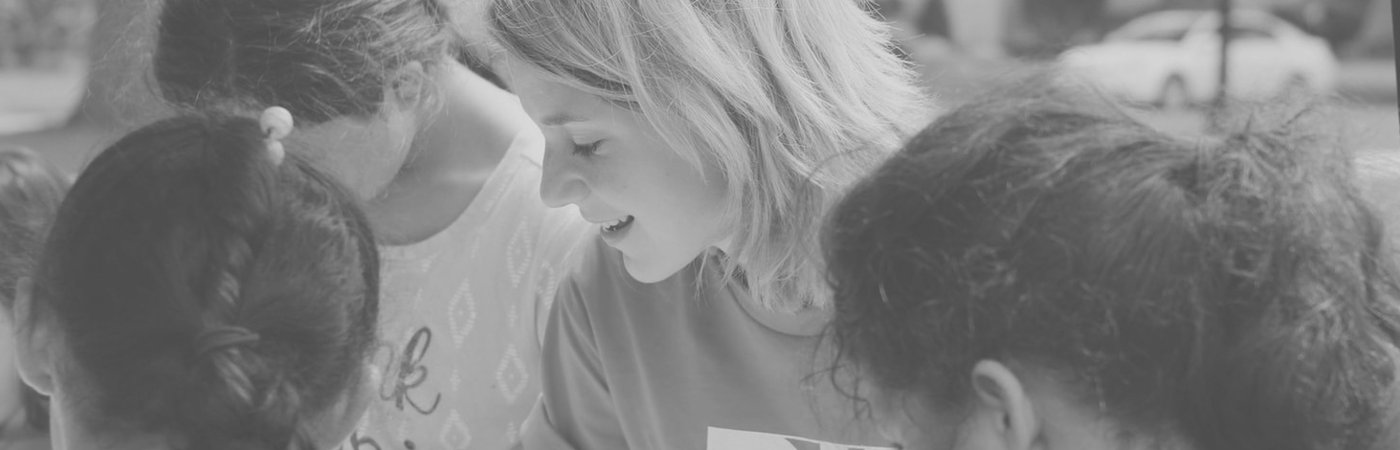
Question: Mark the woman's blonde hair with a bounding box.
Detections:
[489,0,930,311]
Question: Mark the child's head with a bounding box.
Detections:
[0,147,68,433]
[490,0,928,310]
[825,82,1400,450]
[11,113,380,449]
[153,0,457,199]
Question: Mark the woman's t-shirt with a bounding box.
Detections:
[521,237,896,450]
[342,129,592,450]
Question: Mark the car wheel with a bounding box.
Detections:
[1157,75,1191,110]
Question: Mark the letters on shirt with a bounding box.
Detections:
[381,326,442,415]
[340,326,443,450]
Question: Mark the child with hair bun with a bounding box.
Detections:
[0,146,68,448]
[824,80,1400,450]
[8,110,381,450]
[154,0,591,447]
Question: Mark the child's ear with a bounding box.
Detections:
[12,277,59,397]
[388,60,430,111]
[963,359,1040,450]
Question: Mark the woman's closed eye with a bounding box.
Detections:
[572,140,603,157]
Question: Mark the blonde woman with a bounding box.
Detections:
[489,0,930,448]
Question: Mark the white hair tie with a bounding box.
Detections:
[259,106,294,166]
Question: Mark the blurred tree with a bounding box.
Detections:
[0,0,33,67]
[915,0,951,38]
[71,0,164,127]
[861,0,904,20]
[1005,0,1109,57]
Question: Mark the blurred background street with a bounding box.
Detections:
[0,0,1396,218]
[0,2,1394,443]
[876,0,1399,224]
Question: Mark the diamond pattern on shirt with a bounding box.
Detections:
[447,280,478,348]
[506,225,534,286]
[495,345,529,403]
[439,411,473,450]
[505,422,521,447]
[345,130,592,450]
[535,264,562,321]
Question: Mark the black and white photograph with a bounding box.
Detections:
[0,0,1396,449]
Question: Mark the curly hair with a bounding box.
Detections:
[825,79,1400,450]
[26,114,379,449]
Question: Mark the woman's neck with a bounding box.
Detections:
[725,270,830,337]
[734,293,830,337]
[711,242,831,336]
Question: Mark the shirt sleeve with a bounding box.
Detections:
[529,209,591,347]
[520,276,628,450]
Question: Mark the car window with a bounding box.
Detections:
[1111,22,1192,42]
[1228,22,1276,41]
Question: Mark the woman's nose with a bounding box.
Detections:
[539,143,589,208]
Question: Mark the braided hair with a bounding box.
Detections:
[27,114,379,449]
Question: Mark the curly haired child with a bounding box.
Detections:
[825,81,1400,450]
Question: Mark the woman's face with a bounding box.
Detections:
[504,60,730,283]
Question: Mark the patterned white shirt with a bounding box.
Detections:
[343,129,592,450]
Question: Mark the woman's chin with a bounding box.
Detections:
[620,252,694,284]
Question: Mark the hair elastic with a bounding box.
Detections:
[260,106,294,166]
[194,326,262,357]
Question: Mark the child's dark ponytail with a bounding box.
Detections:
[824,81,1400,450]
[31,114,378,449]
[179,174,304,448]
[1177,127,1400,450]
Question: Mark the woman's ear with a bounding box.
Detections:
[962,359,1039,450]
[12,277,58,396]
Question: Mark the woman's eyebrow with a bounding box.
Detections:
[540,112,586,127]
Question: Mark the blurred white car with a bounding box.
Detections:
[1059,9,1338,108]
